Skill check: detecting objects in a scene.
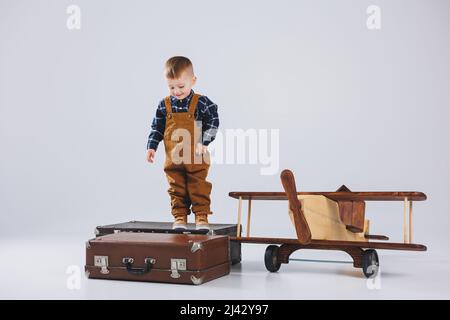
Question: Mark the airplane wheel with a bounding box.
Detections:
[264,245,281,272]
[362,249,379,278]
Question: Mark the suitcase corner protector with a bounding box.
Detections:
[190,275,203,285]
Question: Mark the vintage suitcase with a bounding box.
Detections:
[85,232,230,285]
[94,221,241,265]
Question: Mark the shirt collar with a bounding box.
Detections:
[170,89,195,105]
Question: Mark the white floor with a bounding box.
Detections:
[1,236,449,300]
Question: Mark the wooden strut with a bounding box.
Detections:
[404,197,408,243]
[409,200,413,244]
[237,196,242,237]
[403,197,414,244]
[246,199,252,237]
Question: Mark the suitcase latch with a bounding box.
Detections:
[94,256,109,274]
[170,258,186,278]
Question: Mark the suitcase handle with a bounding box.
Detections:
[122,257,155,275]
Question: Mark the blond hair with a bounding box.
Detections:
[164,56,194,79]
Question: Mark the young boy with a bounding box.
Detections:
[146,56,219,231]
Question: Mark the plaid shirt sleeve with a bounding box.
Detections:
[146,100,166,151]
[199,96,219,146]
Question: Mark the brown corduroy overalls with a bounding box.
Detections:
[163,93,212,217]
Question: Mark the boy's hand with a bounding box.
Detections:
[195,143,208,156]
[147,149,156,163]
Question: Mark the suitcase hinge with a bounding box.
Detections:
[170,258,186,278]
[94,256,110,274]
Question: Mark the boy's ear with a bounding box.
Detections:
[192,75,197,85]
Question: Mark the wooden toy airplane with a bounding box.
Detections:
[228,169,427,278]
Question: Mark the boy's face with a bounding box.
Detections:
[166,70,197,100]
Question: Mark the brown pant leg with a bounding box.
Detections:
[185,161,212,215]
[164,162,191,216]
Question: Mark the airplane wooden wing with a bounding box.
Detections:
[228,191,427,201]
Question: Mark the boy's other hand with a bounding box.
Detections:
[195,143,208,156]
[147,149,156,163]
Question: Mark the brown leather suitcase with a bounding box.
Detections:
[85,232,230,285]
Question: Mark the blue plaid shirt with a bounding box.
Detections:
[147,90,219,151]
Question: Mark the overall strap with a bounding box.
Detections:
[164,97,172,114]
[188,94,200,114]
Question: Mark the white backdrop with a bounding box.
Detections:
[1,0,449,257]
